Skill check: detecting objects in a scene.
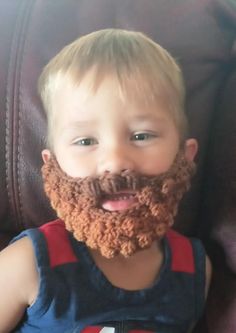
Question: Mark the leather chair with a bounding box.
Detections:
[0,1,235,332]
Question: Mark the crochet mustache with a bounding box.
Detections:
[41,152,195,258]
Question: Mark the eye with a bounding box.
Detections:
[131,132,156,141]
[72,137,98,146]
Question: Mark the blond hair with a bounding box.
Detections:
[38,29,188,147]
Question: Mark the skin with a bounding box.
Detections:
[0,72,211,332]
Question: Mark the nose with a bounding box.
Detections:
[98,144,134,175]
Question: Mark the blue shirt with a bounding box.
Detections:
[12,220,206,333]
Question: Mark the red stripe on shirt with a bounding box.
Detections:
[166,229,195,274]
[39,219,78,267]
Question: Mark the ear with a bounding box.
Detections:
[184,138,198,162]
[41,149,51,163]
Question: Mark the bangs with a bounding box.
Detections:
[63,58,186,137]
[61,48,184,109]
[66,62,169,106]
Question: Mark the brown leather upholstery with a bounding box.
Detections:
[0,0,235,332]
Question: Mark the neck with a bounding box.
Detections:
[88,239,165,290]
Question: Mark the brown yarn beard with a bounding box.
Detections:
[41,152,195,258]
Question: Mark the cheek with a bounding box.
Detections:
[139,146,179,175]
[55,150,95,178]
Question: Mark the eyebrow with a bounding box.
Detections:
[60,114,167,133]
[130,114,167,123]
[61,120,97,131]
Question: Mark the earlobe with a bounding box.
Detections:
[184,139,198,162]
[41,149,51,164]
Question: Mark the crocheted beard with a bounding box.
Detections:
[41,152,195,258]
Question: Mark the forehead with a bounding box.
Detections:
[49,71,182,147]
[52,69,170,117]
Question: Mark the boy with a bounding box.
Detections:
[0,29,211,332]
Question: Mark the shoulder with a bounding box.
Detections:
[0,237,39,331]
[1,235,37,276]
[3,220,67,304]
[166,229,208,266]
[0,235,39,306]
[2,221,66,301]
[166,229,212,294]
[166,229,197,274]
